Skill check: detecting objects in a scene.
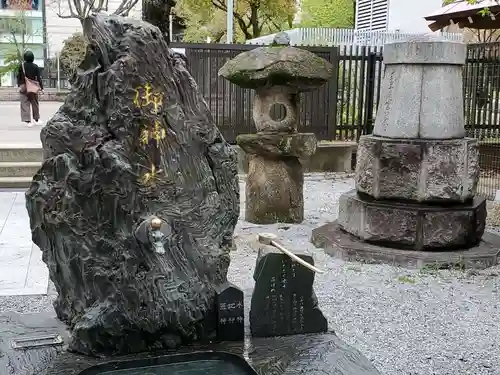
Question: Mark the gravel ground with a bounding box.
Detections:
[1,172,499,375]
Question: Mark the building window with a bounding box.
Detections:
[1,0,39,10]
[356,0,388,31]
[0,16,42,35]
[0,18,33,34]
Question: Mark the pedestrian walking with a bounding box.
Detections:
[17,50,44,127]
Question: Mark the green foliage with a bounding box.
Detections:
[443,0,494,16]
[175,1,229,43]
[174,0,296,42]
[142,0,176,38]
[299,0,354,28]
[0,53,21,75]
[59,32,87,78]
[443,0,490,5]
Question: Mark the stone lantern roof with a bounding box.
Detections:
[218,32,334,92]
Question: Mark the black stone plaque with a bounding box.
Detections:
[250,246,328,337]
[215,282,244,342]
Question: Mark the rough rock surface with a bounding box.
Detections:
[246,156,304,224]
[355,135,479,202]
[337,190,486,251]
[24,14,239,356]
[218,46,333,91]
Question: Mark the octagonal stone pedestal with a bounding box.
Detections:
[311,222,500,269]
[337,190,486,251]
[356,135,479,202]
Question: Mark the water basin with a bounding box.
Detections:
[78,352,258,375]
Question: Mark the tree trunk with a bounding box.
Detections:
[142,0,175,43]
[250,5,259,38]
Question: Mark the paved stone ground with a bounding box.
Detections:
[0,101,62,145]
[0,192,48,296]
[0,101,62,296]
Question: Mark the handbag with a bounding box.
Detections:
[21,63,41,94]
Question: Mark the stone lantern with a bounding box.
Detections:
[219,33,334,224]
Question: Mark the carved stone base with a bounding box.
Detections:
[356,135,479,202]
[337,189,486,251]
[0,311,381,375]
[312,221,500,270]
[246,155,304,224]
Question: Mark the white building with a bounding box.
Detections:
[0,2,45,86]
[45,0,142,57]
[355,0,445,33]
[247,0,461,47]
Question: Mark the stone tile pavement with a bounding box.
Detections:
[0,101,62,296]
[0,101,62,145]
[0,192,48,296]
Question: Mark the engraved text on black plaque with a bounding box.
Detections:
[250,247,328,337]
[215,282,244,341]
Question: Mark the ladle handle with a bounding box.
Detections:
[270,240,325,274]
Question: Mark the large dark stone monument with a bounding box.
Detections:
[24,13,240,356]
[10,14,381,375]
[219,33,332,224]
[250,243,328,337]
[312,36,500,268]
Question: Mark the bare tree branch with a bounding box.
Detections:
[114,0,139,16]
[72,0,84,19]
[211,0,253,39]
[54,0,83,21]
[51,0,137,22]
[57,13,81,18]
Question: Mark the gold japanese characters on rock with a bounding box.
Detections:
[133,83,166,185]
[140,120,166,145]
[134,82,164,113]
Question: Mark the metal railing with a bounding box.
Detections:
[246,28,463,46]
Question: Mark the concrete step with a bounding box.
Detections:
[0,177,33,189]
[0,162,41,178]
[0,146,43,163]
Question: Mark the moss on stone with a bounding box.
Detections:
[278,137,292,153]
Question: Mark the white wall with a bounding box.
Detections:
[1,72,13,86]
[45,0,142,57]
[387,0,442,33]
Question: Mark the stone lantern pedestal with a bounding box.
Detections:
[219,33,334,224]
[311,36,500,269]
[237,133,316,223]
